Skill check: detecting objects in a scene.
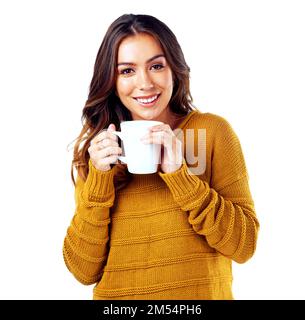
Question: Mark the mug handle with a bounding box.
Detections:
[112,131,127,164]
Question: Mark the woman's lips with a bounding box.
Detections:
[133,94,161,107]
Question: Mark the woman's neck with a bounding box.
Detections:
[155,109,189,130]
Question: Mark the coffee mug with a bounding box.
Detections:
[112,120,163,174]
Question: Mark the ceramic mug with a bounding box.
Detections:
[112,120,163,174]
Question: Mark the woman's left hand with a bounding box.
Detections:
[140,124,183,174]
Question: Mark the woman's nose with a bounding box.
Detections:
[136,70,154,90]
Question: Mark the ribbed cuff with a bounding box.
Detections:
[158,159,201,201]
[83,160,116,203]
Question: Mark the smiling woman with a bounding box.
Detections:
[63,14,259,300]
[69,14,194,184]
[115,34,174,122]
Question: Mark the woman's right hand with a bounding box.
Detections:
[88,124,122,171]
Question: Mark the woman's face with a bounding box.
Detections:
[116,33,174,122]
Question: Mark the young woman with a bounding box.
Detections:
[63,14,259,300]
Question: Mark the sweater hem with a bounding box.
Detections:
[93,276,232,298]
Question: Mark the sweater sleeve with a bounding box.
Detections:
[63,160,116,285]
[158,118,259,264]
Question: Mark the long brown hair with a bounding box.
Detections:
[72,14,196,188]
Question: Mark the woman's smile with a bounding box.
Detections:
[133,93,161,107]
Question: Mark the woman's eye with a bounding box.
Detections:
[120,68,134,75]
[119,64,164,75]
[151,64,164,70]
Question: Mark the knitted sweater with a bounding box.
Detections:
[63,111,259,300]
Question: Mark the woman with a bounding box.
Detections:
[63,14,259,300]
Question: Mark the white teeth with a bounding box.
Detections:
[136,95,158,104]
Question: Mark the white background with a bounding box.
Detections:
[0,0,304,299]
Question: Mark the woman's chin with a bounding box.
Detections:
[131,110,160,121]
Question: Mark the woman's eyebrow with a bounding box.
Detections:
[117,54,165,66]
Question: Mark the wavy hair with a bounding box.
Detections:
[72,14,196,189]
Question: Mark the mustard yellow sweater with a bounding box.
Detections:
[63,111,259,300]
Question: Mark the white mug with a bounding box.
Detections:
[112,120,163,174]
